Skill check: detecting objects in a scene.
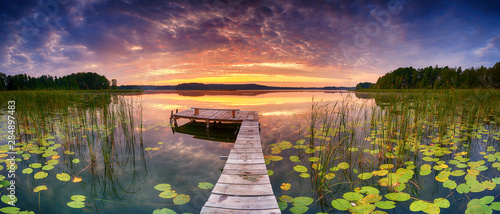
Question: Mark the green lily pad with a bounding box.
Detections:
[278,202,288,211]
[451,170,466,176]
[356,186,380,195]
[72,159,80,164]
[152,208,176,214]
[154,183,172,191]
[490,202,500,211]
[308,157,320,162]
[289,206,308,214]
[466,199,492,214]
[34,171,48,179]
[480,196,495,205]
[268,170,274,175]
[269,155,283,161]
[324,173,335,179]
[56,173,71,181]
[279,195,294,203]
[457,183,470,194]
[299,173,310,178]
[278,141,293,150]
[443,180,457,189]
[410,200,429,212]
[22,168,33,174]
[350,203,376,213]
[375,201,396,209]
[29,163,42,168]
[1,195,17,205]
[294,165,308,173]
[420,169,432,176]
[159,190,177,199]
[0,207,20,213]
[358,173,373,180]
[343,192,363,201]
[289,156,301,162]
[198,182,214,189]
[42,165,54,171]
[492,177,500,184]
[67,201,85,208]
[33,185,48,193]
[434,198,450,208]
[331,199,352,211]
[293,197,314,206]
[385,192,410,201]
[338,162,349,169]
[173,194,190,205]
[71,195,86,201]
[380,164,394,170]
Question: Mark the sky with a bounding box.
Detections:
[1,0,499,87]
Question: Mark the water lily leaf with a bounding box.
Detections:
[173,194,190,205]
[279,195,293,203]
[22,168,33,174]
[56,173,71,182]
[362,194,382,203]
[493,177,500,184]
[338,162,349,169]
[159,190,177,199]
[434,198,450,208]
[293,197,314,206]
[296,139,305,145]
[67,201,85,208]
[350,203,376,214]
[410,200,429,212]
[324,173,335,179]
[480,196,495,205]
[33,185,48,193]
[269,155,283,161]
[451,170,466,177]
[305,148,315,154]
[330,166,340,171]
[1,195,17,205]
[289,206,308,214]
[476,166,488,171]
[421,164,431,171]
[42,165,54,171]
[375,201,396,209]
[331,199,352,211]
[278,202,288,211]
[358,173,373,180]
[443,180,457,189]
[154,184,172,191]
[483,181,496,190]
[372,170,388,176]
[385,193,410,201]
[343,192,363,201]
[72,159,80,164]
[152,208,176,214]
[308,157,319,162]
[71,195,86,201]
[299,173,310,178]
[435,171,451,182]
[72,176,82,183]
[466,199,492,214]
[379,164,394,170]
[490,202,500,211]
[293,165,308,173]
[457,183,470,194]
[280,183,291,191]
[34,171,48,179]
[268,170,274,175]
[420,169,432,176]
[289,156,301,162]
[47,159,59,165]
[29,163,42,168]
[278,141,293,150]
[198,182,213,190]
[356,186,380,195]
[423,203,441,214]
[0,207,20,213]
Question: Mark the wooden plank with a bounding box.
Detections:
[203,194,279,210]
[217,174,270,185]
[226,158,265,164]
[212,183,274,196]
[231,148,263,153]
[222,169,269,175]
[223,163,268,170]
[201,207,281,214]
[228,152,264,160]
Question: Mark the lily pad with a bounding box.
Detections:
[1,195,17,205]
[280,183,291,191]
[278,202,288,211]
[358,173,373,180]
[480,196,495,205]
[42,165,54,171]
[0,207,20,213]
[159,190,177,199]
[33,185,48,193]
[269,155,283,161]
[22,168,33,174]
[34,171,48,179]
[279,195,294,203]
[331,199,352,211]
[385,192,410,201]
[289,156,301,162]
[56,173,71,182]
[29,163,42,168]
[350,203,376,213]
[293,165,308,173]
[173,194,190,205]
[72,159,80,164]
[289,206,308,214]
[443,180,457,189]
[338,162,349,169]
[293,197,314,206]
[152,208,176,214]
[434,198,450,208]
[324,173,335,179]
[198,182,214,189]
[154,183,172,191]
[67,201,85,208]
[375,201,396,209]
[457,183,470,194]
[410,200,429,212]
[71,195,86,201]
[343,192,363,201]
[299,173,310,178]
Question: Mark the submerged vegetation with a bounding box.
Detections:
[267,89,500,214]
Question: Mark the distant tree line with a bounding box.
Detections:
[0,72,113,90]
[119,83,354,90]
[355,82,375,90]
[373,62,500,89]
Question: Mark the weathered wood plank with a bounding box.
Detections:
[217,174,271,184]
[203,194,279,210]
[222,169,269,175]
[226,158,265,164]
[212,183,275,196]
[228,152,264,160]
[223,163,268,170]
[201,207,281,214]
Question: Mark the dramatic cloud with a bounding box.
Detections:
[1,0,499,86]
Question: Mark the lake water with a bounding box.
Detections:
[1,90,499,214]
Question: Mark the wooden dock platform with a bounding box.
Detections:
[171,107,259,128]
[171,108,280,213]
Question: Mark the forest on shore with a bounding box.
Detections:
[0,72,115,90]
[357,61,500,89]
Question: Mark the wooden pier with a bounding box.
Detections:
[171,108,280,213]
